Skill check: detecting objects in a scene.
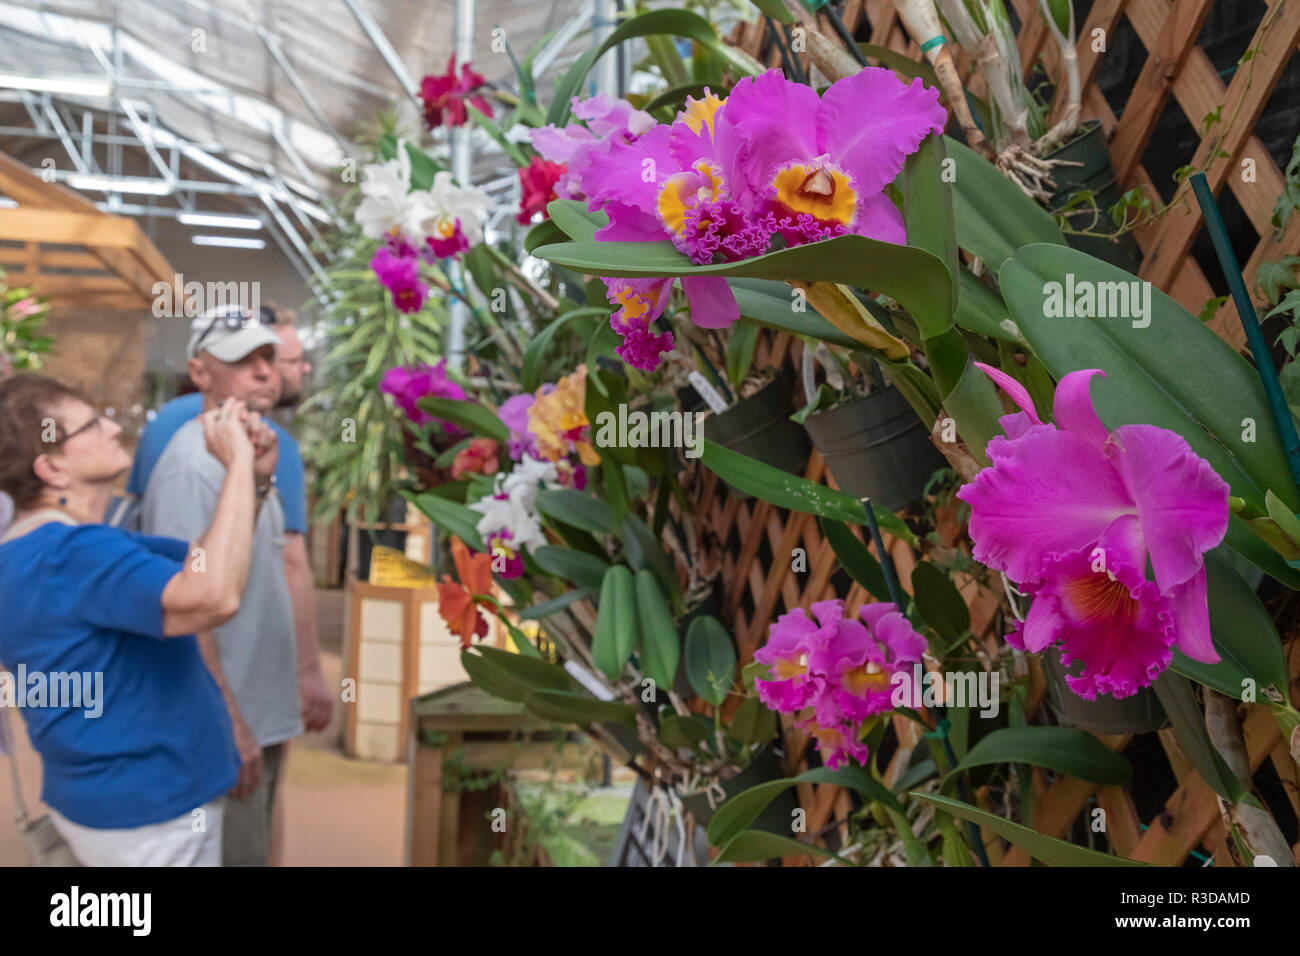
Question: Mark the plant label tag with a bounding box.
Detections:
[688,371,729,414]
[565,660,615,701]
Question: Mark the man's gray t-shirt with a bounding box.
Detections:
[139,418,303,748]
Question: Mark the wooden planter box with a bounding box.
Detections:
[405,682,589,866]
[342,576,506,762]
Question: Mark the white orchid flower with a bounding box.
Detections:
[355,147,413,240]
[414,170,492,246]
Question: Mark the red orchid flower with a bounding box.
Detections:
[437,536,495,648]
[517,155,566,224]
[451,437,500,480]
[420,54,494,130]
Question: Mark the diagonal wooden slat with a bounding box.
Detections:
[1140,0,1300,289]
[1109,0,1217,181]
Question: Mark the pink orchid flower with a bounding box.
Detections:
[956,363,1230,699]
[580,92,770,364]
[807,602,928,724]
[530,93,657,199]
[756,599,926,769]
[714,67,947,247]
[380,358,467,430]
[370,246,428,314]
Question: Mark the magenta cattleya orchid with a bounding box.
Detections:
[380,358,468,430]
[956,363,1230,700]
[497,393,537,460]
[570,70,945,371]
[756,599,927,769]
[714,68,947,247]
[530,93,657,200]
[370,246,428,314]
[581,91,769,347]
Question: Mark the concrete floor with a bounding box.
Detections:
[0,587,408,867]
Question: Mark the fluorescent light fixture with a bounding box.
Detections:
[177,212,263,230]
[192,235,266,250]
[0,72,112,98]
[68,174,173,196]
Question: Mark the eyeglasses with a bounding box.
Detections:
[194,307,270,350]
[54,414,100,445]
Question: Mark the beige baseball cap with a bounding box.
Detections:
[187,305,280,362]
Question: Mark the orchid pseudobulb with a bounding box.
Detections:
[956,363,1229,699]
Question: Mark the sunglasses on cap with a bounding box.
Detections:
[194,306,273,351]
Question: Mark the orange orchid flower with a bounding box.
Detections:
[437,536,495,648]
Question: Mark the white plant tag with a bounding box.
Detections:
[688,371,729,414]
[565,660,615,701]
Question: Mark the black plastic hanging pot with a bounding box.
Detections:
[802,386,947,512]
[1044,119,1143,272]
[703,376,812,485]
[1041,646,1167,735]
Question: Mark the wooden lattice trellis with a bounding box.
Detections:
[693,2,1300,865]
[681,329,1300,866]
[726,0,1300,352]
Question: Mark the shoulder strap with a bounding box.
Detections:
[1,509,78,544]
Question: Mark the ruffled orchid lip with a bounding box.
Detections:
[1014,545,1176,700]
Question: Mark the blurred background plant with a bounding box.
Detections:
[0,266,53,376]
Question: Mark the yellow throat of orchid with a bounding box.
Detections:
[680,91,725,136]
[771,654,808,681]
[657,161,724,237]
[772,162,857,227]
[1064,570,1140,624]
[613,285,652,323]
[842,660,891,696]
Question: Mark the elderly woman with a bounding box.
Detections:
[0,374,273,865]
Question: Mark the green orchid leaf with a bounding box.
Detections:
[910,562,970,642]
[684,615,736,706]
[416,397,509,443]
[531,546,610,590]
[709,765,904,847]
[911,793,1146,866]
[545,200,608,243]
[532,234,952,339]
[711,830,848,865]
[536,488,618,536]
[406,490,485,551]
[701,440,917,545]
[1151,672,1248,803]
[946,137,1065,269]
[523,689,637,728]
[952,727,1132,785]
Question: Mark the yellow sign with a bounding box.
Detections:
[369,545,438,588]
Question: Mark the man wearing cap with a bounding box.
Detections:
[139,305,303,866]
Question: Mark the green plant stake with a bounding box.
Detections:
[859,498,990,867]
[1190,171,1300,565]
